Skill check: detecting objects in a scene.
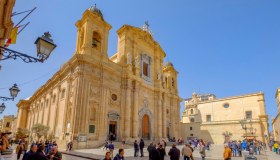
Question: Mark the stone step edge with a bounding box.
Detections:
[62,152,99,160]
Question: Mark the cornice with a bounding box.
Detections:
[197,92,264,105]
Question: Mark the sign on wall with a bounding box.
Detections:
[77,134,87,142]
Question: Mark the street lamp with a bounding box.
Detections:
[0,84,20,101]
[240,119,248,138]
[0,103,6,114]
[0,32,56,63]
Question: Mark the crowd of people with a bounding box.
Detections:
[268,140,280,155]
[223,139,267,160]
[102,138,209,160]
[15,140,62,160]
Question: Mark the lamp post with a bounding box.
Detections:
[0,32,56,63]
[240,119,248,138]
[0,103,6,114]
[0,84,20,101]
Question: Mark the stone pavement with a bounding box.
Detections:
[65,144,280,160]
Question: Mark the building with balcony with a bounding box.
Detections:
[181,92,269,144]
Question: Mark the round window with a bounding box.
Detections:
[223,103,229,108]
[112,94,117,101]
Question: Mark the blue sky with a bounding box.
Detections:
[1,0,280,130]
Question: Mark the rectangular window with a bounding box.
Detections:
[61,89,66,99]
[6,122,10,128]
[190,127,193,130]
[143,62,149,77]
[89,125,95,133]
[190,134,194,137]
[246,111,252,119]
[206,115,211,122]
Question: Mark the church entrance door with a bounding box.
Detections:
[142,115,150,140]
[109,121,117,141]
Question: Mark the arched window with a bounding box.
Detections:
[190,109,194,114]
[92,31,101,50]
[172,78,175,87]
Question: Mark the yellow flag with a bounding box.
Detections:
[10,27,18,44]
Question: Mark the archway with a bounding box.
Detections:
[142,115,150,139]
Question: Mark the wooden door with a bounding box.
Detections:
[142,115,150,139]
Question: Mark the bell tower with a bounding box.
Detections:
[75,5,112,58]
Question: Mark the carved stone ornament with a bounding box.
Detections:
[108,111,120,121]
[138,107,153,119]
[143,98,149,108]
[90,85,99,96]
[127,52,132,65]
[157,72,161,80]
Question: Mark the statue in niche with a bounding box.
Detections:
[135,55,140,68]
[157,72,161,80]
[127,52,132,65]
[144,98,149,108]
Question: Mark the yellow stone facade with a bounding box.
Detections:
[181,92,269,144]
[0,0,15,46]
[16,6,181,149]
[272,88,280,141]
[0,115,16,133]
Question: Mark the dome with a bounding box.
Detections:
[164,61,174,67]
[88,4,104,20]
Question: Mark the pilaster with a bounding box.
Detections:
[132,81,139,138]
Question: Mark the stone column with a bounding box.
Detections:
[132,82,139,138]
[124,80,132,139]
[16,108,23,128]
[158,93,162,138]
[162,94,167,138]
[54,87,61,136]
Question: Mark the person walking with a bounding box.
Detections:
[148,143,161,160]
[16,142,23,160]
[103,140,109,150]
[274,142,279,154]
[47,146,62,160]
[168,144,180,160]
[198,141,206,160]
[231,141,237,157]
[22,144,38,160]
[104,151,112,160]
[182,143,192,160]
[158,144,165,160]
[241,140,247,151]
[223,143,232,160]
[113,149,125,160]
[121,139,125,149]
[134,140,139,157]
[108,141,115,159]
[237,141,242,157]
[139,139,145,157]
[29,144,48,160]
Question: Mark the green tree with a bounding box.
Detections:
[31,124,50,139]
[16,128,30,139]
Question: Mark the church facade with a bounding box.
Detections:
[181,92,269,144]
[16,6,182,149]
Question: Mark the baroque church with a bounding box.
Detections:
[16,6,182,149]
